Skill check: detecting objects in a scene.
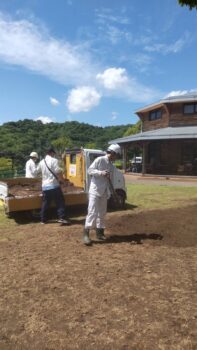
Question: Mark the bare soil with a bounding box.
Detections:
[6,179,82,197]
[0,204,197,350]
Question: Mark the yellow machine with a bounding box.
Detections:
[64,148,108,191]
[64,148,86,188]
[64,148,126,207]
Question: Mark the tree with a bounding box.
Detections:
[51,136,74,154]
[0,120,131,168]
[178,0,197,9]
[123,121,142,137]
[84,142,97,149]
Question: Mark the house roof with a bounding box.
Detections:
[109,126,197,145]
[135,92,197,114]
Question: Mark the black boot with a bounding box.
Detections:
[83,228,92,245]
[96,228,106,240]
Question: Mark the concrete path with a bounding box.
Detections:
[124,173,197,187]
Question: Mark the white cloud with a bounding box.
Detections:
[0,12,98,86]
[0,12,161,112]
[106,25,132,45]
[111,112,118,121]
[94,9,131,45]
[35,116,54,124]
[66,86,101,113]
[165,90,188,97]
[97,67,128,90]
[144,33,190,54]
[125,78,161,102]
[165,89,197,98]
[50,97,60,106]
[132,54,153,71]
[97,67,160,102]
[95,9,129,25]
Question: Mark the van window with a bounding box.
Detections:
[89,153,103,164]
[70,154,76,164]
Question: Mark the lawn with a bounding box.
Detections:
[126,183,197,209]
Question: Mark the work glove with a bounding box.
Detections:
[101,170,110,178]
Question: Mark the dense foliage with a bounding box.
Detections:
[123,121,141,136]
[0,119,131,167]
[178,0,197,9]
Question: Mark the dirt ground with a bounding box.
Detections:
[0,202,197,350]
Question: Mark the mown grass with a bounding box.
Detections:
[126,183,197,210]
[0,202,12,226]
[0,200,27,229]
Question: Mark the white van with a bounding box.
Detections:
[130,156,142,173]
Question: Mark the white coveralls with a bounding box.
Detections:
[85,155,114,229]
[25,158,37,178]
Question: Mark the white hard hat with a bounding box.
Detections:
[30,152,38,158]
[107,144,121,155]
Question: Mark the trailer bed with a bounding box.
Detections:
[0,178,87,214]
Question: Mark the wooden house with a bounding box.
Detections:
[109,93,197,175]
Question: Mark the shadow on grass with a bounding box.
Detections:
[92,233,163,245]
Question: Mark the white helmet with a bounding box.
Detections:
[30,151,38,158]
[107,144,121,155]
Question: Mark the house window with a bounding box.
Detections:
[149,109,162,121]
[183,103,197,114]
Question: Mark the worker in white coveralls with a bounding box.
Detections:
[83,143,121,245]
[25,151,38,178]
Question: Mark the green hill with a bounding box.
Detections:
[0,119,131,167]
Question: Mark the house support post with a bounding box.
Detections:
[142,142,146,175]
[122,145,127,173]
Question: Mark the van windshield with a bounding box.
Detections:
[89,153,105,164]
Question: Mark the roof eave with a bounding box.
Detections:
[135,94,197,114]
[109,126,197,145]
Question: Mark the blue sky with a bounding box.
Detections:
[0,0,197,127]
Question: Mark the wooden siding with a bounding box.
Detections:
[138,101,197,131]
[140,107,169,132]
[130,99,197,175]
[167,102,197,127]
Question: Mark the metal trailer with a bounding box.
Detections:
[0,177,86,215]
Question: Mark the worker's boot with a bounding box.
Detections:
[96,228,106,241]
[83,228,92,245]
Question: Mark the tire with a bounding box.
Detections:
[115,189,126,209]
[108,189,126,210]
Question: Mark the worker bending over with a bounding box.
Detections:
[83,144,121,245]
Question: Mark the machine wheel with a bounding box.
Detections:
[115,189,126,209]
[109,189,126,210]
